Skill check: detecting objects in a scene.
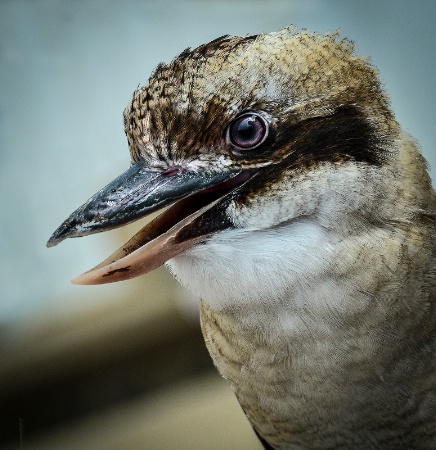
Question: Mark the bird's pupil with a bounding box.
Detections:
[236,118,256,140]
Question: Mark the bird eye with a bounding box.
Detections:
[227,113,268,150]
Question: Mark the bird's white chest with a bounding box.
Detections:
[166,220,413,448]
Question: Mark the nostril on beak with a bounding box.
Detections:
[162,167,181,177]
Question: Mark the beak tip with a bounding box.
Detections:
[71,273,89,285]
[47,218,83,248]
[46,228,67,248]
[46,236,59,248]
[71,276,81,285]
[72,269,104,285]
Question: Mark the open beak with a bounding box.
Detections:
[47,159,256,285]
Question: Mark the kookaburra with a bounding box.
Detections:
[48,28,435,449]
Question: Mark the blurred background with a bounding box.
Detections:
[1,0,435,448]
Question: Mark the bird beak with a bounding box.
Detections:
[47,160,256,285]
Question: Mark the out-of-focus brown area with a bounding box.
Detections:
[1,224,262,449]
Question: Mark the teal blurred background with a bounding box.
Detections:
[0,1,435,449]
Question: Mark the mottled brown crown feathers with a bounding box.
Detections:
[123,27,395,167]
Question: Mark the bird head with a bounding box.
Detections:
[47,28,429,295]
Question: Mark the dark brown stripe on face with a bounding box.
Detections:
[277,105,387,167]
[234,105,391,204]
[233,105,388,167]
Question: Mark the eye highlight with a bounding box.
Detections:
[227,113,268,150]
